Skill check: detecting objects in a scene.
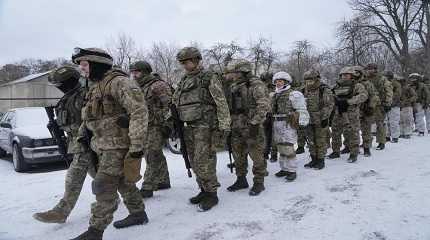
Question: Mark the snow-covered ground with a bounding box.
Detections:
[1,136,430,240]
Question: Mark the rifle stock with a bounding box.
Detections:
[45,106,69,167]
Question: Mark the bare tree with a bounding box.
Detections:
[247,37,278,75]
[204,41,243,72]
[147,42,181,86]
[106,32,137,71]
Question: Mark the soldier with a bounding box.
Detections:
[409,73,429,136]
[271,71,309,180]
[302,69,334,169]
[129,61,172,199]
[261,71,278,162]
[384,71,402,143]
[329,66,368,163]
[424,75,430,134]
[33,66,97,224]
[173,47,231,211]
[364,63,393,150]
[399,75,417,139]
[357,66,379,157]
[224,59,270,195]
[70,48,148,240]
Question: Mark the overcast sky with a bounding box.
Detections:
[0,0,353,65]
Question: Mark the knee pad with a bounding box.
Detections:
[91,174,118,196]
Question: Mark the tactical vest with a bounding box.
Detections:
[230,80,258,115]
[371,75,388,105]
[177,70,216,122]
[273,87,294,117]
[304,84,328,114]
[360,80,379,114]
[83,70,128,121]
[333,84,354,99]
[56,85,85,133]
[139,74,169,125]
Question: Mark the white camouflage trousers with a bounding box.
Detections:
[426,108,430,133]
[400,107,414,136]
[414,103,426,133]
[386,107,400,139]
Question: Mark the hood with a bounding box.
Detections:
[13,125,52,139]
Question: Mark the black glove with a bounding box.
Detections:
[161,126,171,139]
[384,106,391,113]
[116,115,130,128]
[335,98,349,113]
[321,118,329,128]
[248,124,260,138]
[128,151,144,158]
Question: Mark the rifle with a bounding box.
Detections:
[45,106,69,167]
[263,113,273,160]
[169,104,192,178]
[226,132,234,173]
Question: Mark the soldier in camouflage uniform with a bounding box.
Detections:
[224,59,270,195]
[302,69,334,169]
[33,66,97,224]
[409,73,430,136]
[129,61,172,199]
[173,47,231,211]
[329,66,368,163]
[399,75,417,138]
[261,71,278,162]
[384,71,402,143]
[424,75,430,134]
[70,48,148,240]
[271,71,309,181]
[356,66,379,157]
[364,64,393,150]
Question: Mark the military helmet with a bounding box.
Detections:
[272,71,293,85]
[224,59,252,74]
[303,69,320,80]
[48,65,80,87]
[364,63,378,70]
[383,70,394,79]
[408,73,422,82]
[129,61,152,74]
[176,47,202,62]
[72,47,113,66]
[339,66,356,76]
[260,71,274,82]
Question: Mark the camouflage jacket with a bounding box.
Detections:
[81,69,147,152]
[412,82,430,108]
[229,76,270,129]
[359,79,380,115]
[333,81,368,110]
[369,74,393,107]
[135,73,172,127]
[400,83,417,108]
[389,79,402,107]
[304,83,334,125]
[55,85,87,154]
[173,66,231,130]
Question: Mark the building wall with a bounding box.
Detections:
[0,75,63,112]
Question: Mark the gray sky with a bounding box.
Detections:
[0,0,353,65]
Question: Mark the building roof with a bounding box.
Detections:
[0,71,52,87]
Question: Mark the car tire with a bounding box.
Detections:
[12,143,29,172]
[0,147,6,157]
[166,137,181,155]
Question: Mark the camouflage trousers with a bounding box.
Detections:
[184,126,220,192]
[400,107,414,136]
[90,149,144,231]
[374,106,387,144]
[306,125,329,159]
[297,126,307,148]
[277,143,297,172]
[386,107,400,139]
[263,118,278,159]
[141,126,170,191]
[232,125,267,184]
[414,103,426,133]
[331,107,361,156]
[360,114,375,149]
[53,151,96,217]
[426,108,430,132]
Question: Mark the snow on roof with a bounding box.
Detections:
[0,71,52,87]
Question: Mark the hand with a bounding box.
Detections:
[161,125,171,139]
[320,118,329,128]
[248,124,260,138]
[116,115,130,128]
[335,98,348,113]
[384,106,391,113]
[128,151,144,159]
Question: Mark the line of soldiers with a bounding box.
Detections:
[31,46,430,240]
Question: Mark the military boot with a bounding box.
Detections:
[404,135,411,139]
[113,210,149,229]
[69,227,103,240]
[340,147,350,154]
[33,209,67,224]
[328,151,340,159]
[363,148,371,157]
[312,158,325,170]
[399,134,405,138]
[419,132,425,136]
[140,189,153,198]
[269,154,278,163]
[189,188,205,204]
[249,183,265,196]
[157,183,171,190]
[285,172,297,181]
[386,137,391,142]
[295,146,305,154]
[198,192,218,211]
[347,154,358,163]
[227,176,249,192]
[376,143,385,150]
[391,138,398,143]
[275,170,288,177]
[304,155,317,168]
